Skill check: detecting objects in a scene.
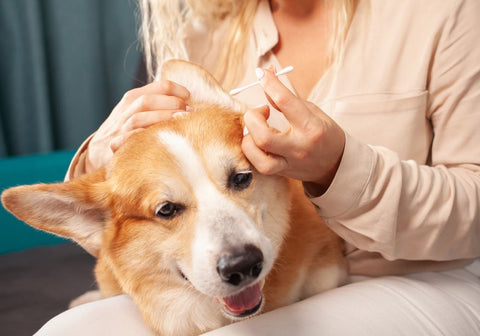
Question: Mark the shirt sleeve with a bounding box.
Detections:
[308,0,480,261]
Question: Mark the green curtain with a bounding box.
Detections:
[0,0,140,157]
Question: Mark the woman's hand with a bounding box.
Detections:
[85,80,190,173]
[242,68,345,195]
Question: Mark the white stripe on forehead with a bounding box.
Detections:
[156,129,256,233]
[156,129,246,238]
[157,130,207,187]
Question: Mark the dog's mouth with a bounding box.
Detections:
[177,265,264,318]
[216,282,263,318]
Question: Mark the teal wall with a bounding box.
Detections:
[0,151,75,254]
[0,0,140,157]
[0,1,140,254]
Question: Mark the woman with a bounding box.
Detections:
[41,0,480,334]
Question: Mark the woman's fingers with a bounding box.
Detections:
[122,110,183,131]
[110,129,144,152]
[121,80,190,104]
[241,134,287,175]
[85,80,191,173]
[125,94,188,119]
[243,105,292,155]
[242,67,346,186]
[243,105,272,146]
[256,68,308,127]
[116,83,190,139]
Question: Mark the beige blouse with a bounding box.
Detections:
[68,0,480,276]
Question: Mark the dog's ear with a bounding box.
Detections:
[161,59,245,112]
[1,169,107,256]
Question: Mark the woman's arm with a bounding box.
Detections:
[243,0,480,261]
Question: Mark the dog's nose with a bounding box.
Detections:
[216,244,264,286]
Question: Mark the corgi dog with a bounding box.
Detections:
[2,60,347,336]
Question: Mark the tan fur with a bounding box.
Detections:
[1,60,346,336]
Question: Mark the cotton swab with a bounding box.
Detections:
[229,66,294,96]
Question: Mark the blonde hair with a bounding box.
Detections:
[138,0,357,89]
[327,0,358,64]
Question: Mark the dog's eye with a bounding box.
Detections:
[155,202,183,219]
[229,170,253,191]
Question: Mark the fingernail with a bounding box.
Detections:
[255,68,265,80]
[254,104,266,108]
[243,126,249,136]
[172,111,189,119]
[185,105,194,112]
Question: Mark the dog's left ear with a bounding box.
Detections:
[1,169,107,256]
[161,59,245,113]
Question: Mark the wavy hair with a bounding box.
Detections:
[138,0,357,89]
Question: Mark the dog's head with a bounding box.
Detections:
[1,61,291,325]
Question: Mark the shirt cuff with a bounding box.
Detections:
[306,133,376,218]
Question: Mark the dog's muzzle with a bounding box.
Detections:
[215,244,264,318]
[216,244,263,286]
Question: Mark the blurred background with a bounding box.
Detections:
[0,1,141,334]
[0,0,140,157]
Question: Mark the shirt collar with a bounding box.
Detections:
[253,0,279,58]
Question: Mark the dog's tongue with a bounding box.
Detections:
[222,283,262,315]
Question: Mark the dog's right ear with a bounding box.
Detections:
[161,59,245,113]
[1,169,107,256]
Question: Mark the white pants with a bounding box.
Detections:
[35,268,480,336]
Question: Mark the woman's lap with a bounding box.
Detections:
[35,269,480,336]
[203,269,480,336]
[34,295,154,336]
